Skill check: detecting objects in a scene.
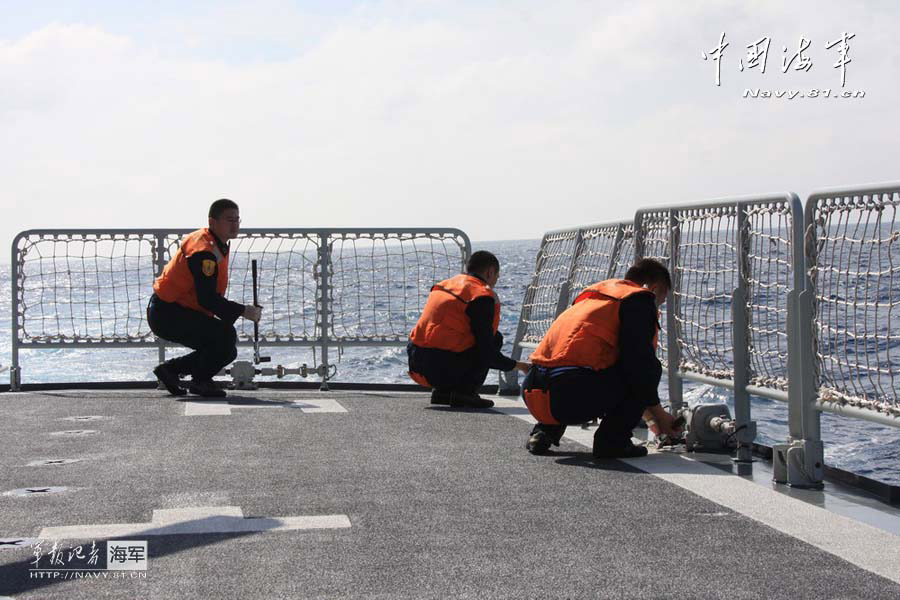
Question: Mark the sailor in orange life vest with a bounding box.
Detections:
[147,199,263,398]
[407,251,530,408]
[523,258,684,458]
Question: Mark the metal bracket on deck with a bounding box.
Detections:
[497,369,520,396]
[9,365,21,392]
[773,439,825,489]
[224,361,336,390]
[663,404,756,460]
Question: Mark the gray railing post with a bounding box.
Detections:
[154,233,168,366]
[774,195,823,488]
[666,210,684,412]
[10,233,22,390]
[318,233,332,391]
[731,202,756,463]
[500,234,548,395]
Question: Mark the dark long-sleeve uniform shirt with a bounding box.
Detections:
[185,232,245,324]
[465,294,517,372]
[617,292,663,407]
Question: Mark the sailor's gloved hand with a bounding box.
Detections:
[515,361,531,374]
[243,305,263,322]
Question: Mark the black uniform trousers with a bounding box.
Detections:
[527,365,646,452]
[407,332,504,394]
[147,294,238,381]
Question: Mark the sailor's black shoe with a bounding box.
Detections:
[153,364,186,396]
[592,441,649,460]
[430,389,452,405]
[449,392,494,409]
[525,430,552,455]
[188,379,227,398]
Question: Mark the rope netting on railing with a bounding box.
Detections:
[515,223,634,349]
[517,230,580,346]
[15,233,158,344]
[13,228,469,354]
[807,189,900,416]
[211,232,320,343]
[518,199,799,391]
[567,224,634,305]
[326,232,469,342]
[670,206,739,382]
[745,202,795,390]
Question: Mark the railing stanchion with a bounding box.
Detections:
[732,202,756,463]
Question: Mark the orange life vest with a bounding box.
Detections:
[408,274,501,353]
[153,228,229,317]
[529,279,658,372]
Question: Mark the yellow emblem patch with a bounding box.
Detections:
[202,259,216,277]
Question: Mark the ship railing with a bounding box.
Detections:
[10,228,470,391]
[502,185,900,489]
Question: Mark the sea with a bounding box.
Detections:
[2,238,899,486]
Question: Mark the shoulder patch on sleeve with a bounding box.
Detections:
[201,259,216,277]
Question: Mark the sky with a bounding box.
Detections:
[1,0,898,247]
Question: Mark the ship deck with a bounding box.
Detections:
[2,388,900,599]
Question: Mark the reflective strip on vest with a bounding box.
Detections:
[529,279,657,371]
[408,274,501,353]
[153,228,229,316]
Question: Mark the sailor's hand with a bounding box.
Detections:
[654,411,684,438]
[515,361,531,374]
[644,406,684,438]
[243,305,263,322]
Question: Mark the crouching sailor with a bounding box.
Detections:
[522,258,683,458]
[148,198,262,397]
[407,250,529,408]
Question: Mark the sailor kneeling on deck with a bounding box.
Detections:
[407,251,529,408]
[148,199,262,397]
[523,258,683,458]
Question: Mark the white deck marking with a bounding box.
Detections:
[183,400,232,415]
[489,397,900,584]
[183,398,346,416]
[287,399,347,413]
[39,506,351,539]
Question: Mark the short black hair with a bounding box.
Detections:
[466,250,500,275]
[625,258,671,289]
[209,198,239,219]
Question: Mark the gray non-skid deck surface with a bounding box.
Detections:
[1,390,898,599]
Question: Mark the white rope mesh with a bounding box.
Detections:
[220,233,320,343]
[671,207,738,381]
[15,229,467,351]
[16,233,157,343]
[745,202,794,390]
[516,224,633,349]
[567,224,634,304]
[518,231,579,345]
[326,232,468,342]
[809,191,900,416]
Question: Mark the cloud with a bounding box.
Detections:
[0,0,898,248]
